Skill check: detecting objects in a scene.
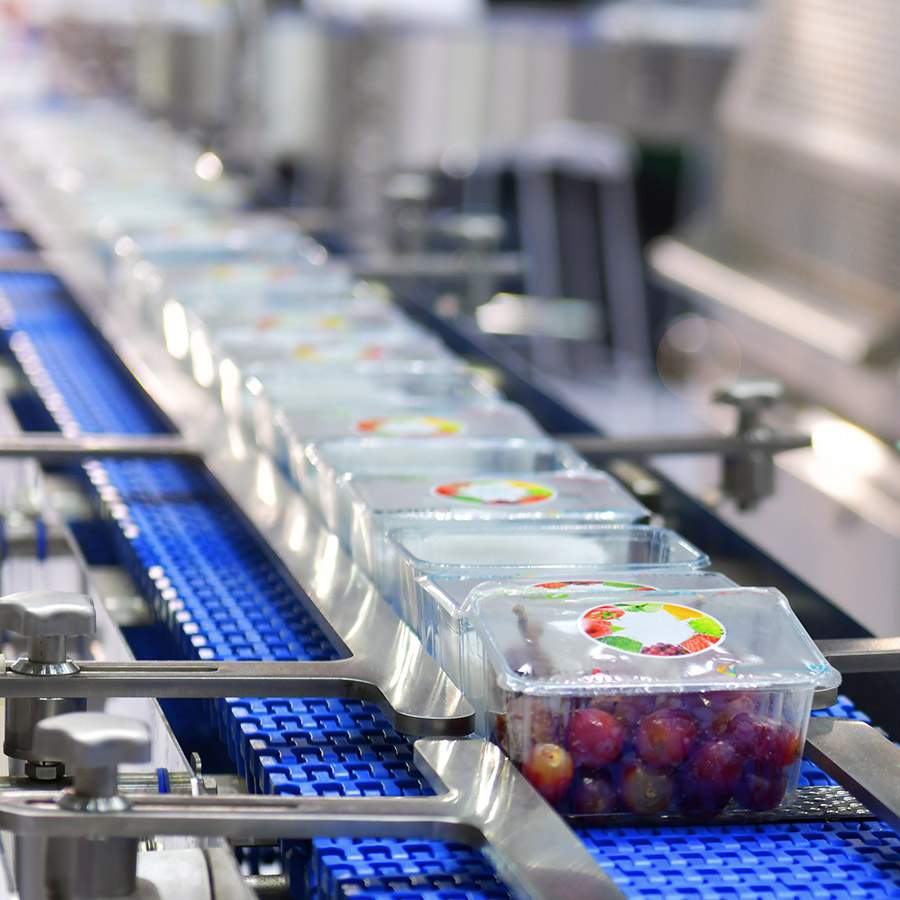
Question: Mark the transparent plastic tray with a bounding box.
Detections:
[220,353,462,424]
[468,586,840,818]
[132,257,355,327]
[404,569,735,736]
[251,369,500,454]
[348,471,651,601]
[165,295,415,380]
[390,522,710,643]
[117,222,327,316]
[306,438,589,538]
[281,404,546,503]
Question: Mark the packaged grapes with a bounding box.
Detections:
[252,368,498,458]
[306,437,587,534]
[281,403,545,500]
[348,471,651,604]
[389,523,711,667]
[113,215,331,315]
[468,585,840,819]
[174,295,419,386]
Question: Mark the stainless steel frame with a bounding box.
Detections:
[0,738,619,900]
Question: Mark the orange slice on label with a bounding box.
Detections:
[663,603,698,621]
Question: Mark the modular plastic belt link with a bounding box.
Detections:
[1,268,900,899]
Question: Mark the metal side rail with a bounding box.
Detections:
[0,657,472,738]
[0,434,201,463]
[0,738,617,900]
[805,718,900,832]
[818,637,900,675]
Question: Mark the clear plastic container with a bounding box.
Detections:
[468,586,840,818]
[111,212,306,294]
[220,352,462,424]
[131,256,354,328]
[348,471,651,601]
[251,368,500,454]
[390,522,711,651]
[410,569,736,734]
[307,438,589,537]
[281,403,546,511]
[168,296,418,383]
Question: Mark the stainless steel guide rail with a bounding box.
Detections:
[816,637,900,675]
[0,434,202,463]
[0,737,620,900]
[0,658,469,738]
[805,718,900,832]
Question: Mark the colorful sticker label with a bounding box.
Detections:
[579,601,726,657]
[254,314,282,332]
[354,415,464,437]
[317,314,346,331]
[532,579,656,597]
[433,478,555,506]
[293,344,384,363]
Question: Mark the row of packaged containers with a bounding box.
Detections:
[112,211,841,822]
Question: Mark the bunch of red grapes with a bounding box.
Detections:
[498,691,802,816]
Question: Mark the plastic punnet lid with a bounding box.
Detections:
[279,402,544,442]
[471,587,841,696]
[392,523,707,578]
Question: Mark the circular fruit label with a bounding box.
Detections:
[579,601,726,657]
[354,415,464,437]
[532,579,656,596]
[294,344,384,363]
[254,313,282,332]
[433,478,555,506]
[317,314,346,331]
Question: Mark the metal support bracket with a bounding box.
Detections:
[0,738,620,900]
[817,637,900,674]
[804,718,900,832]
[0,656,473,738]
[561,431,811,460]
[0,434,202,463]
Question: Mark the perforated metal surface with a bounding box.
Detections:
[1,268,899,899]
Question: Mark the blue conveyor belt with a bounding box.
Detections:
[0,229,36,251]
[1,269,898,900]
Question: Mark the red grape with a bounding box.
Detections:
[641,642,689,657]
[523,743,574,806]
[571,771,617,815]
[566,708,626,768]
[735,761,788,811]
[503,697,562,758]
[725,714,801,766]
[614,695,657,731]
[678,739,742,815]
[635,708,699,767]
[620,760,674,815]
[709,693,758,735]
